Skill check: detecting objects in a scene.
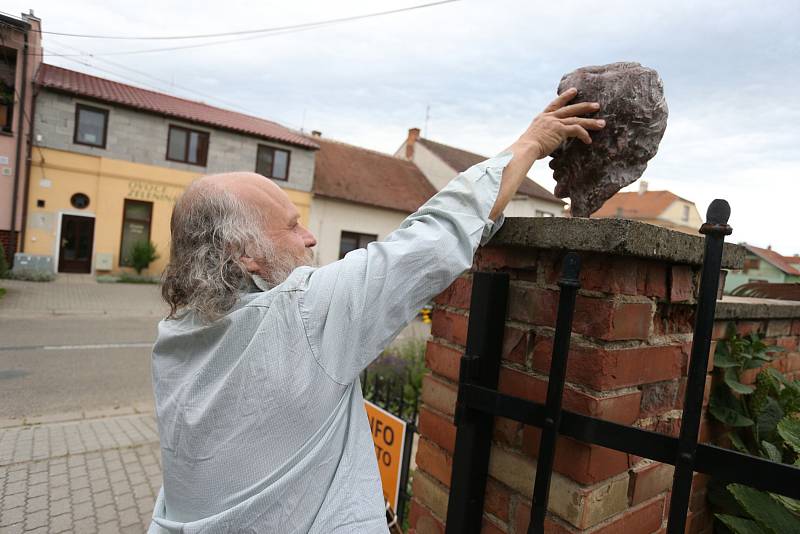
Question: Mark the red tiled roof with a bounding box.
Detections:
[593,190,689,219]
[417,138,564,204]
[36,64,318,149]
[745,244,800,276]
[312,136,437,213]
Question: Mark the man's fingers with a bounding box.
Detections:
[543,87,578,112]
[562,117,606,130]
[553,101,600,118]
[564,124,592,144]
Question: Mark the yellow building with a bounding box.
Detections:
[23,64,317,274]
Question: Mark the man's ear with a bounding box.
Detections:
[240,256,261,274]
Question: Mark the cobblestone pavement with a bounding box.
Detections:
[0,411,161,533]
[0,275,167,319]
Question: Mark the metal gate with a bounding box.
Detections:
[445,199,800,533]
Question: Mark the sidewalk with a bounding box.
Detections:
[0,275,168,319]
[0,408,161,533]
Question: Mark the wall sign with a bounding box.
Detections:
[127,180,182,203]
[363,400,407,513]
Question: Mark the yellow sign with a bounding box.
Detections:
[127,180,182,203]
[364,400,407,512]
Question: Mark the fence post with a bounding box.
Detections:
[529,252,581,533]
[667,199,732,533]
[445,272,509,534]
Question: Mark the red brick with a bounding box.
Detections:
[777,336,799,351]
[511,500,573,534]
[433,276,472,310]
[608,301,654,340]
[784,353,800,372]
[639,262,668,299]
[670,266,696,303]
[497,367,642,424]
[681,341,715,375]
[653,303,695,336]
[475,246,539,272]
[484,478,512,522]
[425,341,461,382]
[578,255,640,295]
[481,518,507,534]
[418,407,456,453]
[712,321,732,340]
[416,438,452,487]
[532,339,683,390]
[629,461,674,505]
[735,320,766,337]
[421,374,457,416]
[590,495,666,534]
[640,380,680,417]
[409,500,444,534]
[792,320,800,336]
[508,284,560,326]
[686,508,712,534]
[493,416,524,448]
[521,428,629,485]
[503,326,531,365]
[430,309,468,347]
[766,319,793,337]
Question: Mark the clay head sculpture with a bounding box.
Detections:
[549,62,669,217]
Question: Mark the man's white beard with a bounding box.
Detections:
[258,248,315,287]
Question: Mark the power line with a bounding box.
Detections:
[0,1,457,41]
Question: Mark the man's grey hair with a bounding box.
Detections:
[162,182,275,322]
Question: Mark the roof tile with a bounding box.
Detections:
[312,137,437,213]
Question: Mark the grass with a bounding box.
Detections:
[96,273,160,284]
[0,287,5,300]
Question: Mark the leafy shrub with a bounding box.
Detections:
[130,240,160,275]
[0,242,8,278]
[708,333,800,533]
[362,338,426,422]
[118,272,160,284]
[6,269,55,282]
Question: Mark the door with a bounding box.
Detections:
[58,215,95,273]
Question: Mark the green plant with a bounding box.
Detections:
[0,242,8,278]
[708,333,800,532]
[130,240,160,275]
[0,287,6,300]
[6,269,55,282]
[363,338,427,421]
[118,272,160,284]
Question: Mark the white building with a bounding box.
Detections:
[395,128,566,217]
[308,133,437,266]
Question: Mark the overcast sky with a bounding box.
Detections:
[6,0,799,253]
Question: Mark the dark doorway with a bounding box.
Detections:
[58,215,95,273]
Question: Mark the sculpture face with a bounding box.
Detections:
[550,62,669,217]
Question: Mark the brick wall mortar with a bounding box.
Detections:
[414,235,800,534]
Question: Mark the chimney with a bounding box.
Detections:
[311,130,322,138]
[638,180,648,195]
[405,127,420,160]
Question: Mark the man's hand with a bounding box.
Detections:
[489,89,604,221]
[515,87,605,161]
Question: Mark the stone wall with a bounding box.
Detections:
[34,90,316,192]
[410,217,751,534]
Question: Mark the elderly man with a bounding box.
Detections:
[148,89,603,533]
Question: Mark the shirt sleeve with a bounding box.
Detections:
[297,151,514,385]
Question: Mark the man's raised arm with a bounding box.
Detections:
[297,89,604,385]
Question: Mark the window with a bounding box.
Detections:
[74,104,109,148]
[119,200,153,267]
[682,205,690,222]
[0,80,13,133]
[256,145,290,180]
[167,125,209,166]
[743,257,761,272]
[339,231,377,259]
[535,210,555,218]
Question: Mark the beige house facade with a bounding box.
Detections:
[592,182,703,235]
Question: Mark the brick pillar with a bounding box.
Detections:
[411,217,744,534]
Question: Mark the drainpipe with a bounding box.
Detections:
[9,29,28,260]
[19,77,36,254]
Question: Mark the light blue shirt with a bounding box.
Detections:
[149,151,513,533]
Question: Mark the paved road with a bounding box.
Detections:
[0,316,159,420]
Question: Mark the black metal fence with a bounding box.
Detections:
[360,368,419,526]
[445,200,800,533]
